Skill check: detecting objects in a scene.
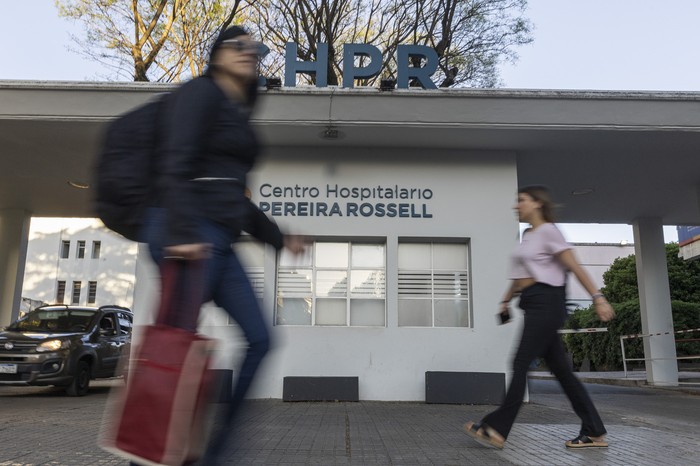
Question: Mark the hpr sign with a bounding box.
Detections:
[283,43,438,89]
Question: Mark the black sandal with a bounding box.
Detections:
[565,434,608,449]
[464,421,505,449]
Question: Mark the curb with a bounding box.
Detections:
[528,373,700,396]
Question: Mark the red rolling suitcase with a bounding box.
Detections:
[100,260,216,466]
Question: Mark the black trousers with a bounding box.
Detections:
[481,283,606,439]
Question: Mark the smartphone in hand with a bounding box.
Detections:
[498,310,511,325]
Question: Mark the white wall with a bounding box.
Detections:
[21,218,137,309]
[163,147,522,401]
[23,183,637,401]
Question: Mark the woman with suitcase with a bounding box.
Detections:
[139,25,305,465]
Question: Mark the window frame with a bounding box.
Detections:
[397,239,471,328]
[117,311,133,335]
[60,240,70,259]
[275,239,386,327]
[76,240,86,259]
[71,281,82,305]
[56,281,66,304]
[87,281,97,304]
[91,241,101,259]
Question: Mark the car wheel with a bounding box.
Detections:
[66,361,91,397]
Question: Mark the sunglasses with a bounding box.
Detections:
[220,39,268,57]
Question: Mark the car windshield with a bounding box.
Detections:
[7,308,97,333]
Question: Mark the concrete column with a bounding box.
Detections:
[632,218,678,386]
[0,210,31,327]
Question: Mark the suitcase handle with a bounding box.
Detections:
[156,258,206,331]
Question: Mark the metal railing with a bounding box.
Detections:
[620,328,700,383]
[558,328,609,335]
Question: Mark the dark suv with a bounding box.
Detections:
[0,305,133,396]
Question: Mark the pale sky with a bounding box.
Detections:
[1,0,690,243]
[499,0,700,92]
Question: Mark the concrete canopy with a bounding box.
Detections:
[2,81,700,225]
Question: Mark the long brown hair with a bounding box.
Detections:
[518,185,556,223]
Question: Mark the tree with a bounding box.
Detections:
[407,0,533,87]
[564,300,700,371]
[55,0,247,82]
[58,0,533,86]
[250,0,533,87]
[601,243,700,303]
[564,243,700,370]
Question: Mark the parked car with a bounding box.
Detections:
[0,304,133,396]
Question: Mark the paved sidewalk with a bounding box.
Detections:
[1,376,699,466]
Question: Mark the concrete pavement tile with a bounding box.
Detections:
[2,383,699,465]
[490,423,699,466]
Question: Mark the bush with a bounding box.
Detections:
[601,243,700,303]
[671,301,700,357]
[563,300,700,371]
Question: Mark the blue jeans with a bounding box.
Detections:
[141,209,271,463]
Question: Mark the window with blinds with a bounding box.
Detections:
[398,241,470,327]
[56,281,66,304]
[87,281,97,304]
[276,241,386,327]
[76,240,86,259]
[71,281,82,305]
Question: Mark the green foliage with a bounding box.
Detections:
[599,255,637,303]
[56,0,534,86]
[671,301,700,356]
[666,244,700,302]
[601,243,700,303]
[564,300,641,371]
[563,300,700,371]
[567,243,700,370]
[55,0,241,82]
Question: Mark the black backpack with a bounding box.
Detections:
[94,95,168,241]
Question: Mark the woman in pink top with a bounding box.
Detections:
[465,185,615,450]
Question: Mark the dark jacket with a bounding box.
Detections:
[158,75,283,249]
